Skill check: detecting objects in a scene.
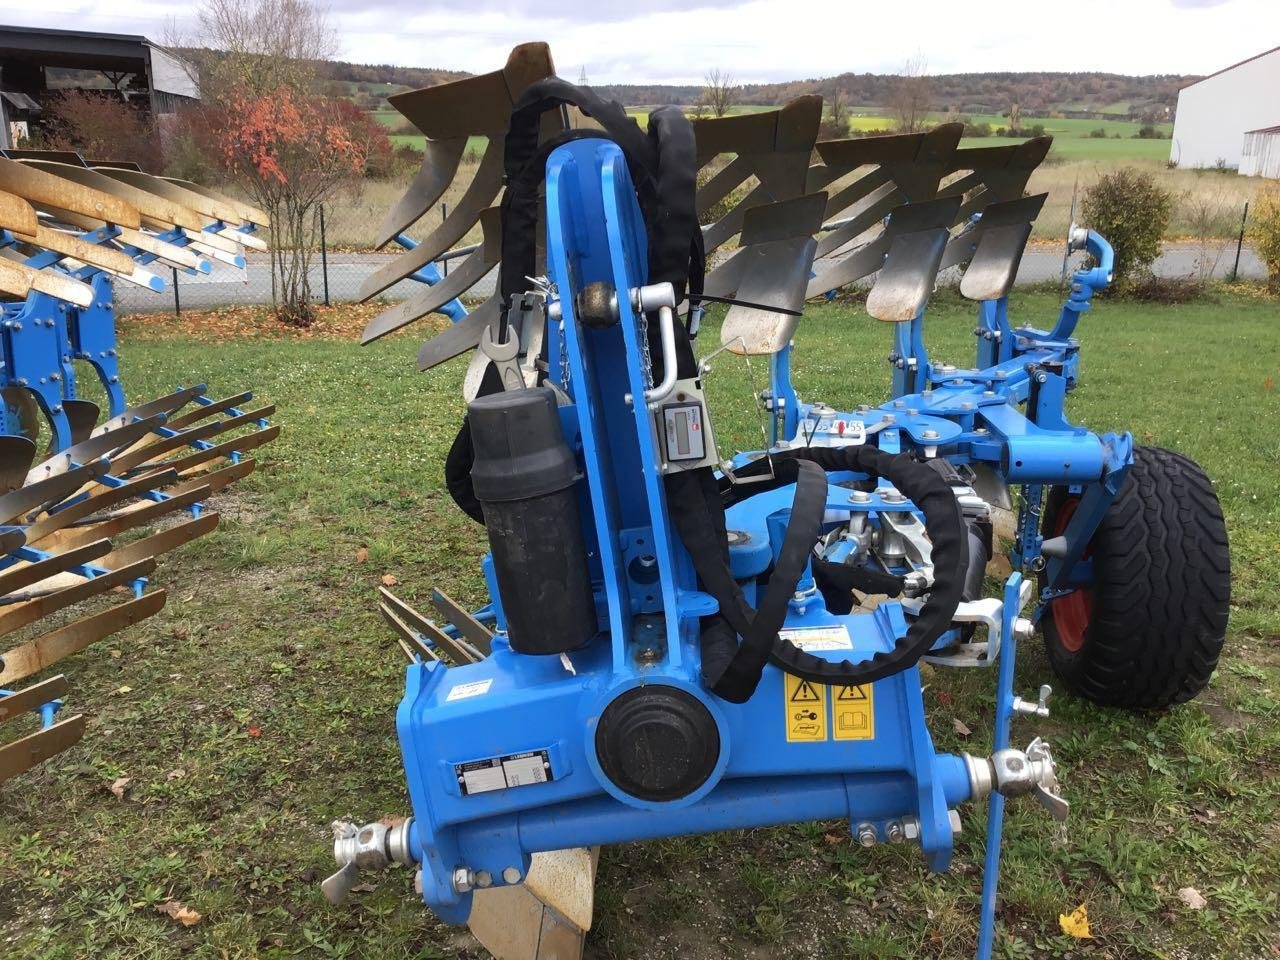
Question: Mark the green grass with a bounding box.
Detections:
[2,290,1278,958]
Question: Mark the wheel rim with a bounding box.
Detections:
[1048,497,1092,653]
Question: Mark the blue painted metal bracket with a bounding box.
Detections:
[393,233,468,323]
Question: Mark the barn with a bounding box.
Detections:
[1170,45,1280,172]
[0,26,200,149]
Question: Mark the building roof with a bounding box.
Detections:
[1245,124,1280,135]
[1181,45,1280,89]
[0,26,198,99]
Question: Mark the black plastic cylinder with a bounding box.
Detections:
[467,387,596,654]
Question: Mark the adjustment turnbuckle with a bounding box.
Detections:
[963,737,1069,822]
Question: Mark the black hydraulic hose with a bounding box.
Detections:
[712,446,968,688]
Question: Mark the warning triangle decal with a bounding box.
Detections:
[790,680,822,703]
[837,685,868,701]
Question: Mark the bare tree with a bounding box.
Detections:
[195,0,338,99]
[1009,101,1023,134]
[702,68,738,119]
[889,54,931,134]
[819,91,849,140]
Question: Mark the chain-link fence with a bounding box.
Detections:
[115,171,1265,316]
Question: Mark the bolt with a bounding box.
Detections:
[474,871,493,889]
[921,428,939,440]
[855,823,878,848]
[885,820,905,843]
[452,868,474,893]
[502,866,522,884]
[849,489,871,504]
[893,400,905,408]
[949,810,963,835]
[901,817,921,842]
[1013,617,1035,641]
[960,401,974,410]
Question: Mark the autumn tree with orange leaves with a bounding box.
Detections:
[218,87,366,326]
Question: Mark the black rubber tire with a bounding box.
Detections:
[1040,446,1230,710]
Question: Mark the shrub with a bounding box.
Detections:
[1081,167,1173,291]
[962,121,992,137]
[1088,127,1108,138]
[39,91,162,171]
[1251,185,1280,294]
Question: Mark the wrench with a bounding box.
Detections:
[479,323,526,392]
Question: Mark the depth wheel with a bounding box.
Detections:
[1040,446,1230,710]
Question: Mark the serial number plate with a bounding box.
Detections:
[455,749,553,796]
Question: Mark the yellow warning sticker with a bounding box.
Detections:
[832,683,875,741]
[784,674,828,741]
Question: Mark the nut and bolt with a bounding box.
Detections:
[849,489,871,504]
[452,868,475,893]
[885,820,905,843]
[921,428,940,440]
[474,871,493,889]
[855,823,878,847]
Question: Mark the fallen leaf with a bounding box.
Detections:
[115,685,133,695]
[247,726,262,738]
[1266,376,1274,392]
[166,768,187,781]
[1177,886,1207,910]
[109,776,132,800]
[936,691,954,706]
[182,593,195,602]
[381,573,399,587]
[355,547,369,563]
[1059,903,1092,938]
[952,717,972,738]
[349,883,378,894]
[109,649,122,659]
[155,900,202,927]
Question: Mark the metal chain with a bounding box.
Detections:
[638,304,654,393]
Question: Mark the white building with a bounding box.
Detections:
[1170,45,1280,172]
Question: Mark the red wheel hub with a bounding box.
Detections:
[1048,498,1092,653]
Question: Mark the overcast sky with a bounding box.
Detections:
[0,0,1274,83]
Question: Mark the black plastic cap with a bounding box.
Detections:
[467,388,579,503]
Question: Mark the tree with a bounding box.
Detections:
[218,85,367,326]
[819,91,849,140]
[702,68,738,119]
[889,54,932,133]
[194,0,337,99]
[1251,185,1280,294]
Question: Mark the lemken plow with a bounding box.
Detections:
[0,150,277,784]
[316,43,1233,960]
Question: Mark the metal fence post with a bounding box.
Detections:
[319,203,331,307]
[1231,202,1249,282]
[172,267,180,318]
[441,203,449,277]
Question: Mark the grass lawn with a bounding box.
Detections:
[1,289,1278,959]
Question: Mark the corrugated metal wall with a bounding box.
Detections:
[1240,130,1280,179]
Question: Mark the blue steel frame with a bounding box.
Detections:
[0,218,263,448]
[389,140,1058,958]
[765,230,1132,608]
